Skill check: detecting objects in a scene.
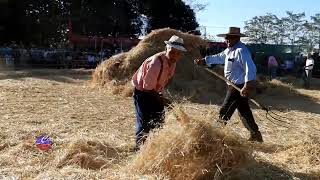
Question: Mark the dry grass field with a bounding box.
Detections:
[0,28,319,180]
[0,68,319,180]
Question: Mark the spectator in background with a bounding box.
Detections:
[4,54,10,65]
[87,53,95,66]
[303,53,314,89]
[65,53,72,68]
[294,53,304,78]
[267,55,278,80]
[98,50,105,59]
[295,53,303,65]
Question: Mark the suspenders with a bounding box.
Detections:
[157,55,164,82]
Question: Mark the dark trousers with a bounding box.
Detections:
[268,67,277,80]
[219,84,259,134]
[133,89,164,147]
[303,69,313,88]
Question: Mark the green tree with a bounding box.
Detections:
[183,0,208,12]
[283,11,306,45]
[25,0,70,46]
[244,14,276,44]
[244,12,308,46]
[142,0,199,33]
[0,0,29,45]
[0,0,199,46]
[0,0,71,46]
[310,13,320,49]
[70,0,142,37]
[270,17,286,45]
[296,21,317,51]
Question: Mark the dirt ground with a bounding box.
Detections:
[0,69,319,179]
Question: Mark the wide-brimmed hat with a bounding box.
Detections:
[164,35,187,52]
[217,27,247,37]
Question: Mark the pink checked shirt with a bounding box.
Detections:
[132,52,176,92]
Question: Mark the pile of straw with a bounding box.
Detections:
[57,140,119,170]
[1,69,319,179]
[273,138,320,174]
[92,28,226,102]
[125,106,252,179]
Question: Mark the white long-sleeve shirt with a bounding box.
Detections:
[204,41,256,85]
[305,58,314,70]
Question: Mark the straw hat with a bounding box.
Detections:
[164,35,187,52]
[217,27,247,37]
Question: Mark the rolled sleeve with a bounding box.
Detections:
[240,49,256,82]
[143,58,161,90]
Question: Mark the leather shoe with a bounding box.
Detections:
[248,131,263,142]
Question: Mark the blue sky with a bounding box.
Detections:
[196,0,320,39]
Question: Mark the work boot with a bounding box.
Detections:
[248,131,263,142]
[216,118,227,126]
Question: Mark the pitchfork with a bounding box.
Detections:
[202,67,292,128]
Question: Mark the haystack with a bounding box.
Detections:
[92,28,226,102]
[125,107,252,179]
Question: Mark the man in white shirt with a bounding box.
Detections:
[195,27,262,142]
[304,53,314,88]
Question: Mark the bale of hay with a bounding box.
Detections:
[126,106,252,179]
[92,28,226,102]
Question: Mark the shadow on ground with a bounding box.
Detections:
[178,68,320,114]
[222,161,319,180]
[254,80,320,114]
[0,68,93,83]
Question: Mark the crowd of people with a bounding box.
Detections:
[265,52,316,88]
[0,44,124,69]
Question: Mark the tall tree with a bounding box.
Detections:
[70,0,142,37]
[244,12,309,46]
[0,0,71,47]
[0,0,29,45]
[297,21,316,51]
[0,0,199,46]
[283,11,306,45]
[244,14,276,44]
[271,17,286,45]
[24,0,71,46]
[310,13,320,49]
[182,0,208,12]
[142,0,199,33]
